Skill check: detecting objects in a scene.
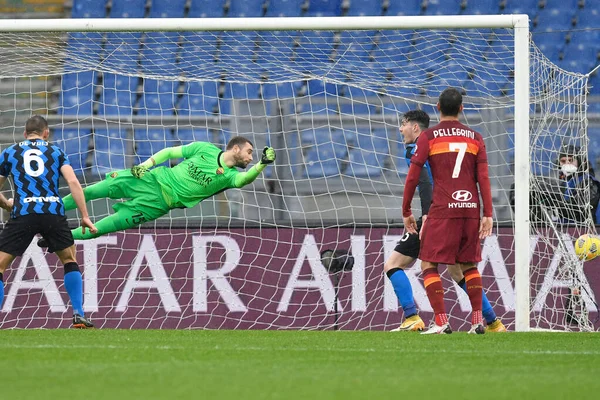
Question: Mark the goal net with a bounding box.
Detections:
[0,16,597,331]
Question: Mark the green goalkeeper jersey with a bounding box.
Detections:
[151,142,240,209]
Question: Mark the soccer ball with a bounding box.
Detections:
[574,234,600,261]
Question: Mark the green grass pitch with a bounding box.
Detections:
[1,330,598,399]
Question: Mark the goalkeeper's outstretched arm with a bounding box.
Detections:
[234,147,276,188]
[131,146,185,177]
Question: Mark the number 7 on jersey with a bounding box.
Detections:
[449,142,467,178]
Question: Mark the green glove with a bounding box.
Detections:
[260,147,276,165]
[131,165,149,179]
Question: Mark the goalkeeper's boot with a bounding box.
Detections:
[468,323,485,335]
[421,323,452,335]
[485,318,507,333]
[391,315,425,332]
[72,314,94,329]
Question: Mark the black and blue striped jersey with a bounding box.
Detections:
[405,142,433,216]
[0,139,70,218]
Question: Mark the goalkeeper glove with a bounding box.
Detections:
[260,147,276,165]
[131,165,148,179]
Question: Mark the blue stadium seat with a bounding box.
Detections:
[543,0,581,10]
[559,46,596,74]
[228,0,265,17]
[175,128,211,143]
[575,8,600,29]
[72,0,107,18]
[340,86,376,115]
[141,32,180,75]
[296,31,335,66]
[502,0,540,14]
[336,30,376,64]
[464,69,510,97]
[138,79,178,116]
[413,31,452,61]
[54,129,91,174]
[180,32,219,76]
[306,79,339,97]
[219,32,257,73]
[110,0,146,18]
[463,0,500,14]
[178,81,219,115]
[59,72,97,115]
[535,8,574,32]
[188,0,226,17]
[385,0,423,15]
[149,0,186,17]
[98,90,135,116]
[213,129,231,147]
[423,0,461,15]
[104,33,142,72]
[588,73,600,96]
[347,148,384,178]
[346,0,383,16]
[261,82,297,99]
[303,147,343,178]
[427,62,470,92]
[265,0,304,17]
[66,32,104,64]
[305,0,342,16]
[535,32,564,63]
[224,82,262,99]
[256,30,296,66]
[134,128,174,165]
[92,129,127,174]
[102,73,139,92]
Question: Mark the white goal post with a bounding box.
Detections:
[2,15,592,333]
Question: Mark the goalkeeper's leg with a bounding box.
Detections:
[70,206,153,240]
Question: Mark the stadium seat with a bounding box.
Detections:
[188,0,226,17]
[149,0,186,17]
[575,8,600,29]
[423,0,461,15]
[110,0,146,18]
[305,0,342,16]
[535,8,575,32]
[588,73,600,96]
[303,148,342,178]
[175,128,211,143]
[104,33,142,72]
[501,0,540,14]
[180,32,219,75]
[66,32,104,64]
[54,129,91,174]
[134,128,175,165]
[261,82,297,99]
[213,129,231,147]
[542,0,580,10]
[385,0,423,15]
[346,0,383,16]
[141,32,180,75]
[178,81,220,116]
[59,72,97,115]
[228,0,265,17]
[265,0,305,17]
[561,44,597,74]
[295,31,334,67]
[335,30,376,64]
[256,30,296,67]
[72,0,107,18]
[92,129,127,174]
[463,0,500,14]
[224,82,262,99]
[340,86,376,115]
[347,148,384,178]
[98,90,135,116]
[138,79,178,116]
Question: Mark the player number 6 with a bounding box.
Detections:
[24,149,45,177]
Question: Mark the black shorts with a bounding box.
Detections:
[0,214,74,256]
[394,232,421,259]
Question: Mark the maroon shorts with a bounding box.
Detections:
[419,218,482,265]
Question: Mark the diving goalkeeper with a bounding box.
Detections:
[38,136,275,245]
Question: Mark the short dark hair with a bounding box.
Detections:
[402,110,430,130]
[438,87,463,116]
[25,115,48,136]
[226,136,254,150]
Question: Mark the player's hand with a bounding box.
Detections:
[260,147,276,165]
[131,165,148,179]
[404,214,418,235]
[479,216,493,239]
[81,217,98,235]
[419,215,427,240]
[2,197,13,212]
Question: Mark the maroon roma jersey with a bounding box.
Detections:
[402,120,493,219]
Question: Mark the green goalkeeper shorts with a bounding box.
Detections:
[104,169,171,223]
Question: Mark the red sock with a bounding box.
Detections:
[423,269,447,326]
[464,267,483,325]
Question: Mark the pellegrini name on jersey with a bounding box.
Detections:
[432,127,475,139]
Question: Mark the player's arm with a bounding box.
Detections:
[233,147,276,188]
[131,146,185,177]
[402,134,430,233]
[60,164,97,234]
[475,137,493,238]
[0,175,13,212]
[417,165,432,217]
